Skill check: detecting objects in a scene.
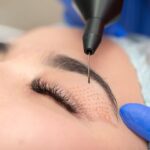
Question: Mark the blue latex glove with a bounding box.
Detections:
[120,104,150,141]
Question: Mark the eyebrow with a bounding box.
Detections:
[0,43,9,53]
[50,55,118,115]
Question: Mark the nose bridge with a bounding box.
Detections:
[0,61,43,106]
[0,61,21,81]
[0,62,29,100]
[0,65,20,101]
[0,60,37,83]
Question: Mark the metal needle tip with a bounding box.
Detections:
[88,53,91,84]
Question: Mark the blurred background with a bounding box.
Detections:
[0,0,63,30]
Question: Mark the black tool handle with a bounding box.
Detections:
[74,0,123,55]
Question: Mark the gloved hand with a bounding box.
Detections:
[120,103,150,141]
[60,0,127,37]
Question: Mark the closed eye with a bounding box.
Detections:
[31,78,77,114]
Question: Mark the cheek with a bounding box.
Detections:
[0,99,146,150]
[87,121,147,150]
[0,102,101,150]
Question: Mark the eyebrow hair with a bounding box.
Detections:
[51,55,118,115]
[0,43,9,53]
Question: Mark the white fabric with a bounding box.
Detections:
[0,25,23,42]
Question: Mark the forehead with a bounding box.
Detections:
[6,27,88,65]
[17,27,84,54]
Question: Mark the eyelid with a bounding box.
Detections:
[31,78,77,113]
[51,55,118,115]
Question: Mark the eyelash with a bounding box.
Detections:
[31,78,77,114]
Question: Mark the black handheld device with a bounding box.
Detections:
[74,0,123,55]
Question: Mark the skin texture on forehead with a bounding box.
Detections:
[0,26,147,150]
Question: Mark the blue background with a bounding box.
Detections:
[61,0,150,37]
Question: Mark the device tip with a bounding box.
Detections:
[88,54,91,84]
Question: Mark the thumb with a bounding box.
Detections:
[120,103,150,141]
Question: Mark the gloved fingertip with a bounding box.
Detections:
[120,103,150,141]
[120,103,142,115]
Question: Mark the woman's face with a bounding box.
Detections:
[0,27,147,150]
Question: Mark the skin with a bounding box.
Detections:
[0,26,147,150]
